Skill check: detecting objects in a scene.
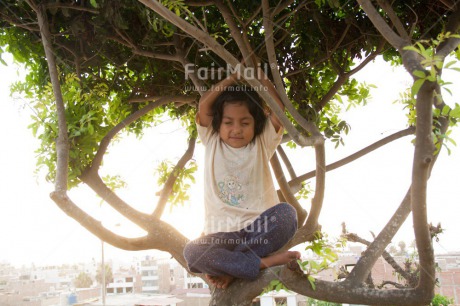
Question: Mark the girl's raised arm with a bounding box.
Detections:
[197,73,238,127]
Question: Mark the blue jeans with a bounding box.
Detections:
[183,203,298,280]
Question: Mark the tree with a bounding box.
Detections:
[74,272,93,288]
[96,264,113,288]
[1,0,460,305]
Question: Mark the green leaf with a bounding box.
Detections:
[412,70,426,78]
[411,78,425,97]
[307,275,316,290]
[441,105,451,116]
[90,0,98,8]
[450,104,460,119]
[444,60,457,68]
[403,45,421,54]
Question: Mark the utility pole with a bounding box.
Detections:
[101,240,106,306]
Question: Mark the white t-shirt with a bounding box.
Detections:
[197,119,283,234]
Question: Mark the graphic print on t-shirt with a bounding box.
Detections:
[217,174,246,206]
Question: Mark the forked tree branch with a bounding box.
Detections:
[357,0,409,50]
[80,96,194,227]
[375,0,411,40]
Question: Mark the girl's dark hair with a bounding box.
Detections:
[211,86,267,138]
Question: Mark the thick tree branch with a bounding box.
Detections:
[276,146,297,179]
[32,1,69,193]
[303,144,326,228]
[357,0,409,50]
[411,80,436,293]
[50,192,150,250]
[375,0,411,41]
[270,152,308,225]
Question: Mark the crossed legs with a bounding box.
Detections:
[183,203,299,289]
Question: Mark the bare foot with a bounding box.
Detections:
[205,274,235,289]
[260,250,301,269]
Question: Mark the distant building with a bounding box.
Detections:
[435,252,460,304]
[139,256,176,294]
[106,273,140,295]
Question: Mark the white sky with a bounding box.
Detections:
[1,53,459,267]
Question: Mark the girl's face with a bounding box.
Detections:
[219,102,255,148]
